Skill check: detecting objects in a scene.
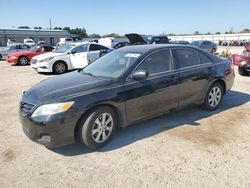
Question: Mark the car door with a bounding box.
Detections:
[124,49,179,123]
[69,44,89,69]
[88,44,108,63]
[173,48,213,107]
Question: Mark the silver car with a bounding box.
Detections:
[191,40,217,53]
[0,43,30,59]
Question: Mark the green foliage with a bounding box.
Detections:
[18,26,30,29]
[89,34,101,38]
[240,29,250,33]
[102,33,121,38]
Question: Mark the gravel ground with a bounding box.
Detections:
[0,46,250,188]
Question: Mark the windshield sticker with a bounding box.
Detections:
[125,53,141,58]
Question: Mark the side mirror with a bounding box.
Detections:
[132,70,148,81]
[70,50,77,54]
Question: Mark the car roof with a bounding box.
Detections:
[115,44,197,53]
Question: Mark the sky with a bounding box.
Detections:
[0,0,249,35]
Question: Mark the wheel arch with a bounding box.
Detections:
[74,103,124,137]
[52,60,68,72]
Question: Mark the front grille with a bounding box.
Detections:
[20,102,35,115]
[31,59,38,64]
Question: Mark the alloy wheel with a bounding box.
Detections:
[55,63,66,73]
[208,86,222,107]
[19,57,28,65]
[91,113,113,143]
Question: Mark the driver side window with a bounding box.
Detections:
[136,49,173,76]
[73,44,88,53]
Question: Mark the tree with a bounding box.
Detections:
[193,31,200,35]
[70,27,88,38]
[34,26,42,29]
[102,33,121,38]
[215,32,221,35]
[225,31,229,34]
[18,26,30,29]
[54,27,62,30]
[89,33,101,38]
[63,27,71,32]
[240,29,250,33]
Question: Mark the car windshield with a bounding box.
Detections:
[29,46,39,52]
[54,44,75,53]
[26,41,33,43]
[81,51,142,79]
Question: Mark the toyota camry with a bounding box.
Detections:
[19,44,234,149]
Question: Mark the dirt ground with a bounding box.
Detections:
[0,46,250,188]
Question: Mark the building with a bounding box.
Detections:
[169,33,250,43]
[0,28,74,46]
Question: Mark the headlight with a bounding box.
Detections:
[239,61,247,66]
[31,101,74,117]
[40,57,54,62]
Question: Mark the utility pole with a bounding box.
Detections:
[49,18,52,29]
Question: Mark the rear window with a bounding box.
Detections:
[199,53,211,64]
[175,49,200,68]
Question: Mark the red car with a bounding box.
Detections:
[232,44,250,76]
[6,45,54,65]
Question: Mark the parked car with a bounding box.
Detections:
[145,36,170,44]
[112,41,130,49]
[37,41,46,46]
[232,44,250,76]
[191,40,217,53]
[31,42,111,74]
[7,38,16,46]
[0,43,31,60]
[20,44,234,149]
[171,40,190,45]
[6,45,54,65]
[24,39,35,46]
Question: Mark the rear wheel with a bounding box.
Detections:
[203,82,223,111]
[53,61,67,74]
[78,106,117,150]
[18,56,29,65]
[238,67,249,76]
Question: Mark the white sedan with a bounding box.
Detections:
[31,42,111,74]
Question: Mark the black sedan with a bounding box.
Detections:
[19,44,235,149]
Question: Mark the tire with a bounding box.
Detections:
[53,61,67,74]
[211,48,216,54]
[18,56,29,65]
[0,54,2,60]
[238,67,249,76]
[78,106,117,150]
[203,82,223,111]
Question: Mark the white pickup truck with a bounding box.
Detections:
[31,42,111,74]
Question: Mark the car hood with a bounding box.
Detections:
[8,51,36,57]
[22,71,113,104]
[32,52,64,60]
[125,33,146,45]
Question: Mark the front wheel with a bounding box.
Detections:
[53,61,67,74]
[78,106,117,150]
[238,67,249,76]
[18,56,29,65]
[203,83,223,111]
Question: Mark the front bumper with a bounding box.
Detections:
[31,61,52,73]
[6,57,18,64]
[19,110,80,148]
